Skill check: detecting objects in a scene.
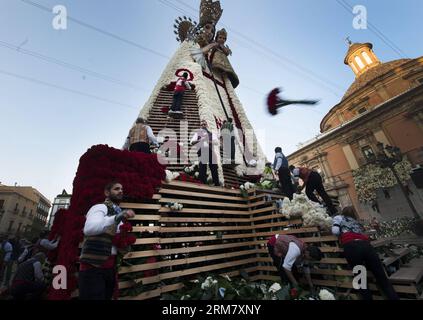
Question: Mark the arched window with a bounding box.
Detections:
[362,51,373,64]
[355,56,365,69]
[351,62,359,74]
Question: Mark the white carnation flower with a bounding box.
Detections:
[268,283,282,293]
[319,289,335,300]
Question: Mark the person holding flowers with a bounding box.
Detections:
[267,234,323,294]
[78,181,135,300]
[289,165,337,216]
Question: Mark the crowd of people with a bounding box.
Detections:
[0,231,60,300]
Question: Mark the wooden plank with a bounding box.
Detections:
[132,226,328,245]
[125,241,260,259]
[119,249,260,274]
[132,215,161,221]
[251,205,276,215]
[166,180,248,195]
[121,267,262,300]
[158,188,246,202]
[304,279,419,295]
[120,203,162,210]
[158,217,252,223]
[159,207,251,216]
[127,236,341,260]
[119,257,258,288]
[382,248,411,266]
[134,220,306,234]
[120,283,184,301]
[247,200,267,208]
[159,197,249,208]
[389,267,423,284]
[256,257,348,265]
[250,214,287,222]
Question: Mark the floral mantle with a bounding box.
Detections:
[352,159,412,203]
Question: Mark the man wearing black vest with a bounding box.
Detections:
[79,182,135,300]
[273,147,294,200]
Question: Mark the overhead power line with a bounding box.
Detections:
[336,0,407,58]
[19,0,171,59]
[0,68,136,110]
[0,39,148,92]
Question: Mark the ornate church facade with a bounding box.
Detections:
[288,42,423,220]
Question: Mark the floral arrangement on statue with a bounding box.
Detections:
[279,194,333,229]
[352,159,412,203]
[165,202,184,212]
[240,182,256,198]
[161,274,337,300]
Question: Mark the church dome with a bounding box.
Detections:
[319,41,423,133]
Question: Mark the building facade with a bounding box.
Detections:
[288,42,423,220]
[0,185,51,237]
[47,189,71,229]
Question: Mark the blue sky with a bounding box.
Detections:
[0,0,422,202]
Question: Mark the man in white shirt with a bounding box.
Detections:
[268,234,323,293]
[190,120,220,186]
[79,181,135,300]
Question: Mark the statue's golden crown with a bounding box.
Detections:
[199,0,223,27]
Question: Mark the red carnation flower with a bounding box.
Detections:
[120,222,133,233]
[161,106,170,114]
[267,88,280,116]
[290,288,298,298]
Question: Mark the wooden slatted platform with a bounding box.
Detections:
[116,181,422,300]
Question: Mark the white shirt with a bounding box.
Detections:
[282,242,302,271]
[33,261,44,282]
[190,130,219,149]
[146,126,159,145]
[2,241,13,262]
[331,215,343,236]
[83,204,122,255]
[292,168,301,184]
[176,78,192,90]
[40,239,59,251]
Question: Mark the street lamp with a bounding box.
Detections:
[365,142,422,223]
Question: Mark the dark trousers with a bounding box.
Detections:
[79,268,116,300]
[278,167,294,200]
[171,91,184,112]
[230,136,235,162]
[199,163,220,186]
[130,142,151,154]
[306,171,337,215]
[343,241,399,300]
[10,281,46,300]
